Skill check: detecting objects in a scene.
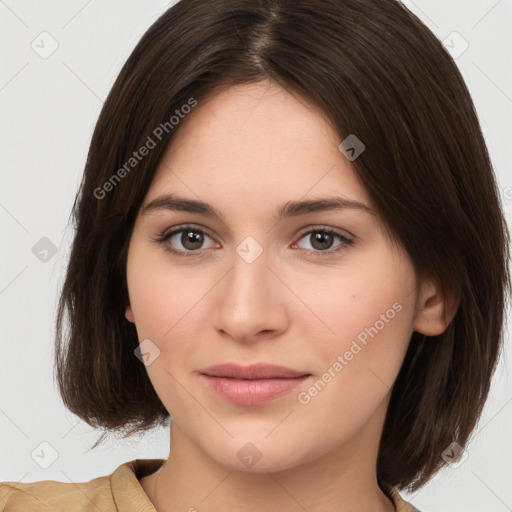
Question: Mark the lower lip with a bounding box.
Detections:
[200,375,310,406]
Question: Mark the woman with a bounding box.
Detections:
[1,0,509,511]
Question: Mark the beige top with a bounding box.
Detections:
[0,458,420,511]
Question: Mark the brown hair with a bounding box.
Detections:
[54,0,510,491]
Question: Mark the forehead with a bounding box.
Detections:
[145,81,374,215]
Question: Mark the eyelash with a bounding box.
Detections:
[152,224,355,259]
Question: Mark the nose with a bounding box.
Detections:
[213,241,289,343]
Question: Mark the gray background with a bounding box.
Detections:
[1,1,511,510]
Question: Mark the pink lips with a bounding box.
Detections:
[200,363,311,406]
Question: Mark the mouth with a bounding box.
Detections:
[199,363,311,406]
[200,362,310,379]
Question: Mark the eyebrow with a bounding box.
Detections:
[141,193,375,219]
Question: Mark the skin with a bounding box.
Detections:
[125,79,453,512]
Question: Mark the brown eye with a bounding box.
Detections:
[293,228,354,257]
[309,231,336,251]
[156,226,218,256]
[178,230,205,251]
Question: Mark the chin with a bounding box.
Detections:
[206,439,309,474]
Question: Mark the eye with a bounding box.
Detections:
[292,227,354,257]
[153,224,354,259]
[153,225,218,257]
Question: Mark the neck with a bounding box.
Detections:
[140,401,396,512]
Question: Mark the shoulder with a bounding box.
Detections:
[0,458,165,512]
[0,473,115,511]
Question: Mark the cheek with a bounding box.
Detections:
[127,247,207,340]
[126,251,213,387]
[126,256,205,416]
[295,250,416,419]
[297,256,414,348]
[292,299,414,450]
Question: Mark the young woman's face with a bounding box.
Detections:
[125,80,428,473]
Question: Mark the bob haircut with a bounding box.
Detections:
[55,0,510,492]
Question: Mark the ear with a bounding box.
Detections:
[413,277,460,336]
[125,304,135,323]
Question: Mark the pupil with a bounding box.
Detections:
[312,232,332,250]
[183,231,203,250]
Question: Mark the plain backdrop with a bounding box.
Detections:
[1,1,511,511]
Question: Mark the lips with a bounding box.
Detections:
[200,362,310,380]
[199,363,312,406]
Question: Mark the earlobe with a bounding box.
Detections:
[413,278,459,336]
[125,304,135,323]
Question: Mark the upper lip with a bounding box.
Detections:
[200,363,310,379]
